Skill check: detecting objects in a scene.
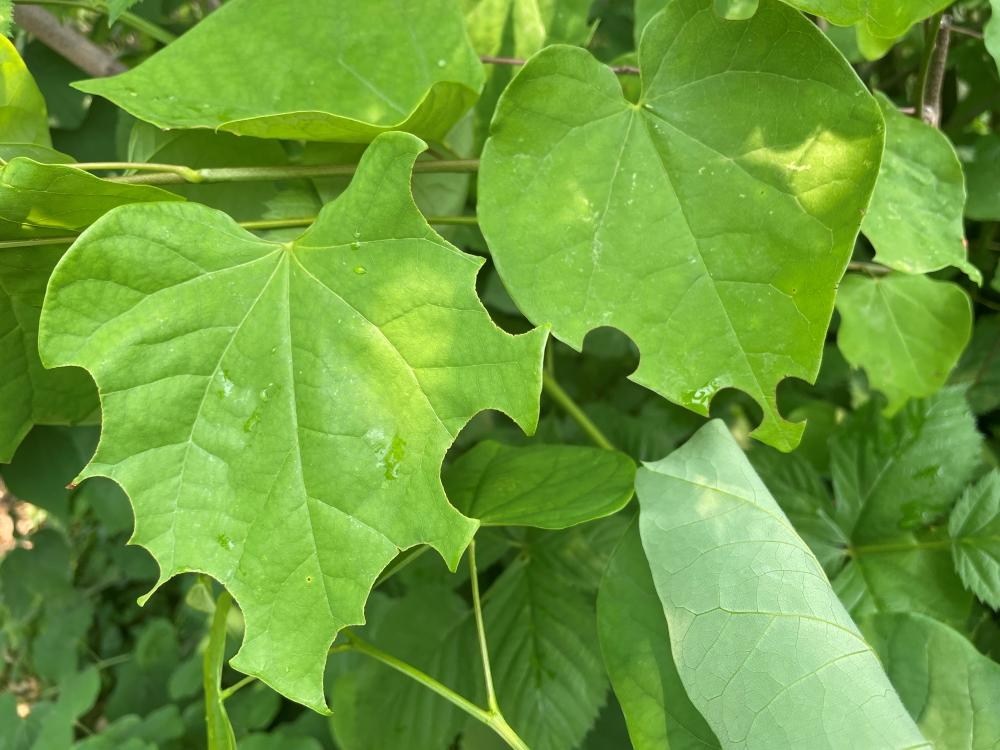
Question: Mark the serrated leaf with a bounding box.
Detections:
[862,93,980,282]
[949,469,1000,610]
[597,522,720,750]
[827,389,981,626]
[443,440,634,528]
[950,314,1000,415]
[330,587,479,750]
[835,273,972,413]
[75,0,484,143]
[861,613,1000,750]
[38,131,546,711]
[479,0,884,451]
[484,535,608,750]
[0,36,51,147]
[636,420,929,749]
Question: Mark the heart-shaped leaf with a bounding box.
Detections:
[478,0,884,451]
[38,131,547,711]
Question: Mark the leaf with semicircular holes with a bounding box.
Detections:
[38,131,547,712]
[479,0,884,451]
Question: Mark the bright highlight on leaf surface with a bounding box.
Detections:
[479,0,885,452]
[74,0,485,143]
[38,131,547,712]
[636,420,928,749]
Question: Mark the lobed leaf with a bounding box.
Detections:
[949,470,1000,610]
[479,0,885,451]
[443,440,635,528]
[835,273,972,413]
[38,131,547,711]
[636,420,929,749]
[74,0,485,143]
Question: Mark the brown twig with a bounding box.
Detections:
[480,54,640,75]
[916,13,951,127]
[13,4,125,77]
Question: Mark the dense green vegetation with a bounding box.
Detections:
[1,0,999,748]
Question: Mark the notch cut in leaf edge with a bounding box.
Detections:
[37,131,548,713]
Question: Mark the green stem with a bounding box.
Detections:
[469,540,500,713]
[204,592,237,750]
[846,260,891,276]
[542,370,615,451]
[373,545,430,586]
[915,12,948,126]
[77,159,480,186]
[218,674,256,701]
[16,0,177,44]
[0,215,477,250]
[342,632,530,750]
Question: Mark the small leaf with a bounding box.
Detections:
[597,522,720,750]
[75,0,485,143]
[835,273,972,413]
[862,93,981,282]
[949,314,1000,415]
[330,587,479,750]
[478,0,884,451]
[38,131,547,711]
[861,613,1000,749]
[106,0,142,25]
[484,535,608,750]
[636,420,929,749]
[0,36,51,147]
[444,441,635,528]
[949,469,1000,610]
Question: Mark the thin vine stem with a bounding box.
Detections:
[469,540,500,713]
[69,159,480,186]
[480,54,639,76]
[542,370,616,451]
[915,12,949,126]
[16,0,178,44]
[341,631,531,750]
[846,260,892,276]
[0,215,476,250]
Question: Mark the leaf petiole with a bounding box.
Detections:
[542,370,615,451]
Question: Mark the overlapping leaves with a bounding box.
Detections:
[479,0,885,451]
[38,132,547,710]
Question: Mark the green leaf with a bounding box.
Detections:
[0,158,180,241]
[597,522,720,750]
[1,426,98,520]
[749,447,847,574]
[463,0,593,59]
[636,420,929,749]
[106,0,142,25]
[443,440,634,528]
[987,0,1000,75]
[835,273,973,413]
[330,587,479,750]
[484,535,608,750]
[0,36,51,147]
[478,0,884,451]
[949,469,1000,610]
[828,389,981,627]
[862,93,980,282]
[0,246,99,462]
[75,0,485,143]
[861,613,1000,750]
[0,0,11,38]
[949,313,1000,415]
[38,131,547,711]
[960,134,1000,221]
